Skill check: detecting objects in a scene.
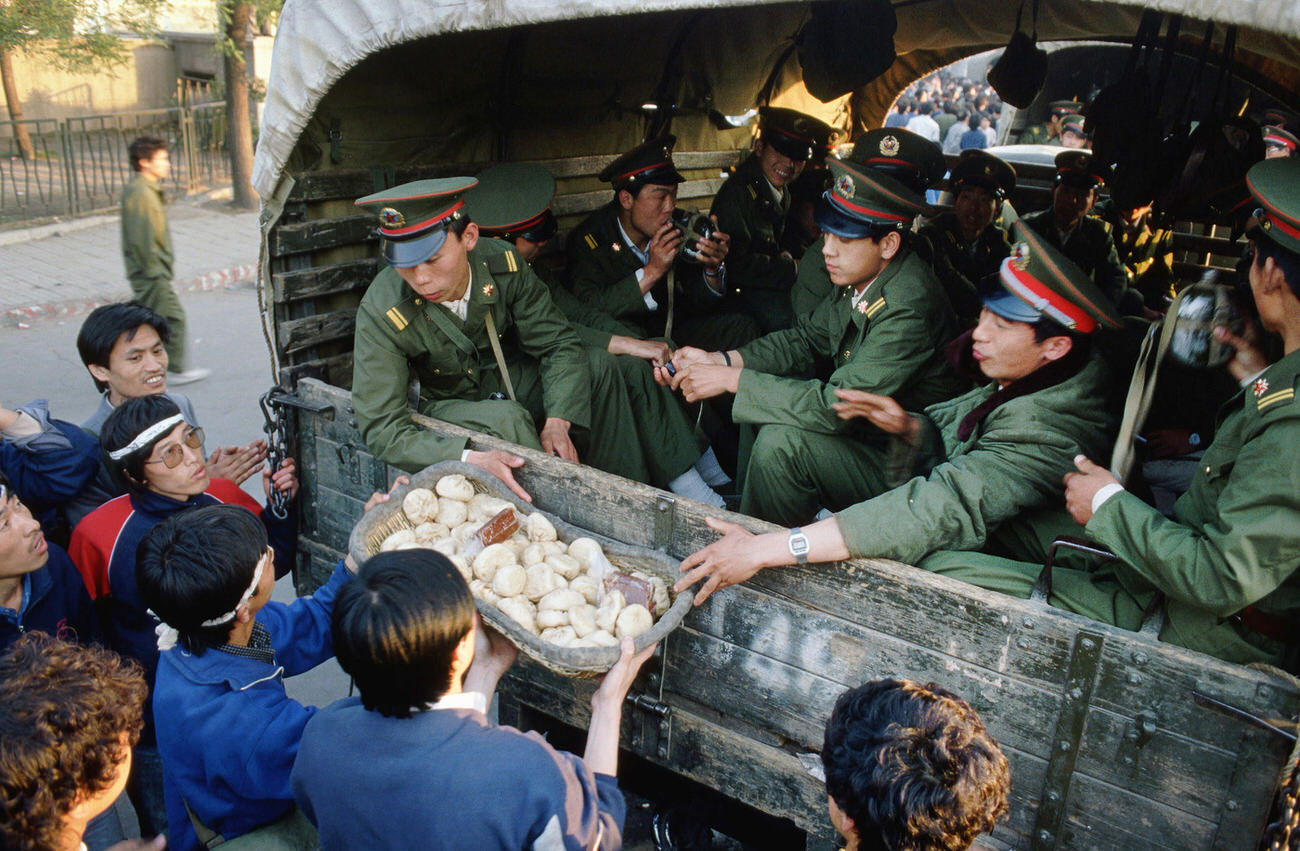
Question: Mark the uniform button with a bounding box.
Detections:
[413,298,422,305]
[842,350,851,359]
[1204,465,1212,474]
[467,368,474,375]
[433,368,440,374]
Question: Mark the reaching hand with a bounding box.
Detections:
[674,517,767,606]
[207,439,268,485]
[465,449,532,502]
[832,389,919,441]
[262,457,299,501]
[671,364,739,402]
[1063,455,1119,525]
[609,336,672,366]
[1214,321,1269,383]
[539,418,579,462]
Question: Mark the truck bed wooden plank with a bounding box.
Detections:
[277,308,358,355]
[272,258,377,303]
[270,214,375,258]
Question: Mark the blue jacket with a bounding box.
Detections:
[292,696,626,850]
[0,544,100,653]
[153,560,351,851]
[0,400,100,531]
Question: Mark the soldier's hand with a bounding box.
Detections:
[608,335,672,366]
[697,216,731,267]
[1063,455,1120,525]
[643,221,683,288]
[832,389,920,442]
[539,417,580,463]
[207,439,268,485]
[1214,322,1269,383]
[465,450,532,502]
[675,517,767,606]
[674,363,740,402]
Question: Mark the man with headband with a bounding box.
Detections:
[136,501,380,851]
[674,221,1116,606]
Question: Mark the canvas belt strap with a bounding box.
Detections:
[663,266,676,342]
[185,797,227,849]
[1110,288,1186,482]
[483,310,517,402]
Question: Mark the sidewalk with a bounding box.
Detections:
[0,191,261,326]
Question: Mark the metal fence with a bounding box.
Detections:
[0,104,231,226]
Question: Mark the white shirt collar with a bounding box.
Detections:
[616,217,650,265]
[445,266,474,321]
[425,691,489,714]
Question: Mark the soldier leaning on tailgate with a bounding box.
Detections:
[564,136,758,354]
[920,158,1300,668]
[674,221,1117,607]
[1018,99,1081,146]
[660,156,968,522]
[350,178,665,500]
[1020,151,1144,316]
[913,150,1017,326]
[709,107,837,334]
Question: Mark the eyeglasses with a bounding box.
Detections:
[144,426,204,468]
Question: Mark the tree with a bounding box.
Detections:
[217,0,281,210]
[0,0,165,159]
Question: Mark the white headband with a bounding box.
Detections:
[153,553,268,652]
[108,414,186,461]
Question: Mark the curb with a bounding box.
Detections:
[0,263,259,328]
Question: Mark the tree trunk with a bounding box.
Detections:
[0,49,36,161]
[223,2,257,209]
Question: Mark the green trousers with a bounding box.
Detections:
[130,274,188,372]
[741,424,893,525]
[595,349,702,488]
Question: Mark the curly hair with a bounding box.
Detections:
[822,679,1010,851]
[0,634,147,851]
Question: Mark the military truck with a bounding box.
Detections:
[250,0,1300,846]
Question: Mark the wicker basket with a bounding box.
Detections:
[348,460,692,677]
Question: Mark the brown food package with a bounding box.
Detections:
[476,508,520,547]
[604,573,653,610]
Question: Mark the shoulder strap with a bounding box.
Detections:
[483,310,518,402]
[184,796,227,849]
[1109,288,1188,482]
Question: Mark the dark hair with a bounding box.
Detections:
[136,505,268,655]
[100,395,185,493]
[128,136,167,171]
[447,216,472,238]
[77,302,171,393]
[0,634,147,851]
[822,679,1010,851]
[1254,230,1300,298]
[332,550,475,718]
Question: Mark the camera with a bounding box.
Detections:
[670,208,717,264]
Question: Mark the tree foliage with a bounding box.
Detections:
[0,0,166,68]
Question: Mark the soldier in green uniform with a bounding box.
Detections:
[465,163,727,506]
[1018,100,1082,145]
[709,107,838,334]
[565,136,758,353]
[1058,113,1090,149]
[673,220,1119,606]
[350,178,653,498]
[1021,151,1141,315]
[663,157,968,524]
[790,129,947,317]
[914,150,1017,326]
[1094,190,1177,310]
[920,159,1300,667]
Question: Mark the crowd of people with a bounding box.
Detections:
[2,87,1298,849]
[884,70,1007,153]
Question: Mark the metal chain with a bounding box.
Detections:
[1266,764,1300,850]
[260,389,290,520]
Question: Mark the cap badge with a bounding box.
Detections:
[379,207,405,228]
[611,242,621,252]
[1011,242,1031,270]
[879,135,901,157]
[1253,377,1270,398]
[482,283,495,297]
[836,174,856,200]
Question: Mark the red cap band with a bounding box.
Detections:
[379,200,465,237]
[999,259,1097,333]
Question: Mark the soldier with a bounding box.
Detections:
[1058,114,1090,149]
[790,129,947,316]
[565,135,758,353]
[350,178,653,498]
[1021,151,1139,315]
[918,158,1300,667]
[1018,100,1082,145]
[710,107,837,333]
[466,163,726,506]
[674,221,1118,605]
[1093,189,1177,310]
[1264,126,1297,159]
[915,150,1017,325]
[663,157,967,523]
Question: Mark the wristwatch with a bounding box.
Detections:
[788,527,810,565]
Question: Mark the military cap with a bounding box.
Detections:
[815,157,927,238]
[1060,114,1088,141]
[1264,127,1298,156]
[355,177,477,268]
[1054,150,1111,189]
[599,135,684,190]
[948,150,1016,199]
[1262,108,1298,131]
[466,163,558,243]
[758,106,838,162]
[986,220,1122,333]
[1246,158,1300,255]
[1049,100,1083,119]
[848,128,946,195]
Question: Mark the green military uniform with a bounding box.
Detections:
[121,173,188,371]
[565,202,756,352]
[1094,199,1176,309]
[915,212,1012,326]
[790,235,835,317]
[1018,124,1050,144]
[1020,209,1132,312]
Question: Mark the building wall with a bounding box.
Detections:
[6,40,178,122]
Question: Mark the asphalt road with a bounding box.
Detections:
[1,285,353,709]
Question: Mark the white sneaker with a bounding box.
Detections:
[169,368,212,385]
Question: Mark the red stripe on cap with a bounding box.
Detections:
[616,161,670,182]
[832,194,913,223]
[1059,166,1105,186]
[1001,261,1097,333]
[1264,130,1297,151]
[379,200,465,237]
[1265,209,1300,241]
[861,157,921,171]
[1248,171,1300,240]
